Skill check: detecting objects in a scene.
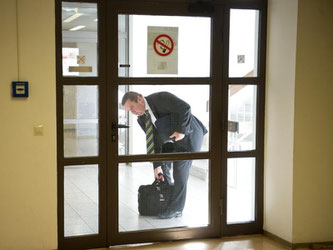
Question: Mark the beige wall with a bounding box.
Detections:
[292,0,333,243]
[264,0,298,242]
[0,0,57,249]
[265,0,333,244]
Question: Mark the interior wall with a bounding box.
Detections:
[264,0,298,242]
[0,0,57,249]
[292,0,333,243]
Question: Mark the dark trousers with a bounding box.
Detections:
[162,160,192,212]
[160,116,206,213]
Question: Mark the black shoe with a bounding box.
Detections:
[158,211,182,219]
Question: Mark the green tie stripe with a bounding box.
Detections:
[145,111,155,154]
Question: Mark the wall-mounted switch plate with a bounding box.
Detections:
[12,81,29,98]
[34,125,44,136]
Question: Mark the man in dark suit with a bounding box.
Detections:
[122,91,207,219]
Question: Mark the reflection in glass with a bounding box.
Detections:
[64,165,99,237]
[63,86,99,157]
[118,15,129,77]
[229,9,259,77]
[227,158,255,224]
[118,15,211,77]
[118,85,210,155]
[118,85,129,155]
[118,160,209,232]
[228,85,257,151]
[62,2,98,76]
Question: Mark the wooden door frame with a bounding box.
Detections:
[55,0,267,248]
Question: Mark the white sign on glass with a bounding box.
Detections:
[147,26,178,74]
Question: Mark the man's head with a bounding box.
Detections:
[122,91,146,116]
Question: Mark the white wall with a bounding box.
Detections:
[264,0,298,242]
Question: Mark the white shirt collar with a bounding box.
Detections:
[144,97,156,125]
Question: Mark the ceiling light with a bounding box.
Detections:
[63,8,83,23]
[69,25,86,31]
[94,19,98,22]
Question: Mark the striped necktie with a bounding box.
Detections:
[145,111,155,154]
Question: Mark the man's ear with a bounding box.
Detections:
[137,96,143,103]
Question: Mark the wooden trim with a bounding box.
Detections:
[117,152,211,163]
[56,0,108,249]
[220,0,267,237]
[226,151,258,158]
[56,0,267,248]
[264,230,333,250]
[107,1,222,246]
[294,242,333,250]
[109,1,215,17]
[116,77,212,85]
[263,230,293,249]
[226,78,263,85]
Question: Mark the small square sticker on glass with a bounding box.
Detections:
[237,55,245,64]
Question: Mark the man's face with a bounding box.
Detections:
[123,96,146,116]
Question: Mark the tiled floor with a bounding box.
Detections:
[95,235,290,250]
[64,161,209,236]
[118,161,209,232]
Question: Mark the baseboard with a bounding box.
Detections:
[263,230,292,249]
[293,242,333,250]
[263,230,333,250]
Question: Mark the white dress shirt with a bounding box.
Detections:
[144,97,157,125]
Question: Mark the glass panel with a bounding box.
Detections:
[118,15,211,77]
[118,85,209,155]
[118,160,209,232]
[229,9,259,77]
[118,15,129,77]
[227,158,255,224]
[118,85,129,155]
[228,85,257,151]
[63,85,99,157]
[64,164,99,237]
[62,2,98,77]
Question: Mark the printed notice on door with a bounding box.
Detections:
[147,26,178,74]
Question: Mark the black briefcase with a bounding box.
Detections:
[138,178,173,216]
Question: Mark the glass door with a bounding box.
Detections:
[107,1,222,245]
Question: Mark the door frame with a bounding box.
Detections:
[55,0,267,249]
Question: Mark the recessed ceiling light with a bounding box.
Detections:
[69,25,86,31]
[63,13,83,23]
[63,8,83,23]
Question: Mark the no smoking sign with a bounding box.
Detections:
[147,26,178,74]
[153,34,174,56]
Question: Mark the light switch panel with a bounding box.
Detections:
[12,81,29,98]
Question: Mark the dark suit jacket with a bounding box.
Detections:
[137,92,207,168]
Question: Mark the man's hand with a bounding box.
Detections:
[154,166,164,182]
[170,132,185,141]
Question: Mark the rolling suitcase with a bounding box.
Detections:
[138,177,173,216]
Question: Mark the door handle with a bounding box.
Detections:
[112,122,130,131]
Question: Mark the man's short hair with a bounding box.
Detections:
[121,91,143,105]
